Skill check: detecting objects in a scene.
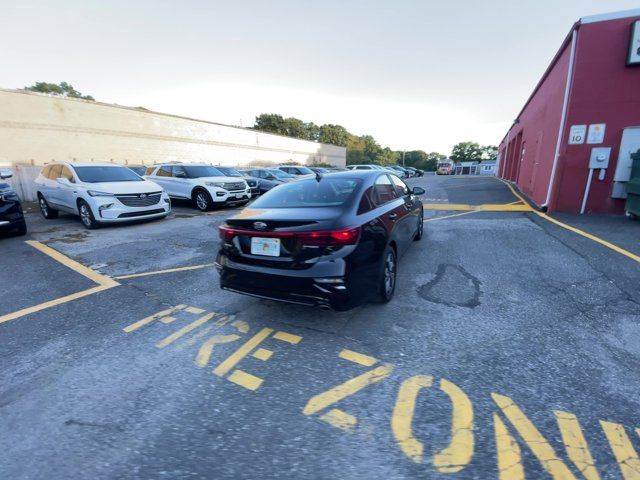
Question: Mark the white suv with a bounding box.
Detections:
[34,162,170,229]
[145,163,250,211]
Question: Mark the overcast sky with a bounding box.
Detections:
[2,0,639,154]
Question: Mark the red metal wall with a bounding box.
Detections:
[551,16,640,214]
[499,40,572,207]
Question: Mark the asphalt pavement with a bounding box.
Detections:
[1,174,639,479]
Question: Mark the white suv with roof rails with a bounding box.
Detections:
[34,162,170,229]
[145,163,250,211]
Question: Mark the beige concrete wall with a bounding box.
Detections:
[0,89,346,200]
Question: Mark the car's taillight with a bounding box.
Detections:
[218,225,360,246]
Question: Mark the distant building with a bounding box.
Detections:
[498,9,640,214]
[477,160,497,176]
[454,161,479,175]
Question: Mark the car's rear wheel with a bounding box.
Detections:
[414,209,424,241]
[78,200,99,229]
[376,245,397,303]
[38,194,58,219]
[193,189,213,211]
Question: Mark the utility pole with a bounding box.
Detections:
[402,150,406,167]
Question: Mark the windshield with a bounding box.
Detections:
[184,166,223,178]
[268,169,295,179]
[251,178,361,208]
[74,166,142,183]
[294,166,314,175]
[217,167,242,177]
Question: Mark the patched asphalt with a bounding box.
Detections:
[1,175,639,479]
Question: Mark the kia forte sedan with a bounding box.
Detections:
[216,171,425,311]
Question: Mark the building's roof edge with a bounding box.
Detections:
[0,88,346,150]
[580,8,640,24]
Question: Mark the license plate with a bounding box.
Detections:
[250,237,280,257]
[236,193,244,199]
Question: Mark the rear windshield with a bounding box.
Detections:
[251,178,362,208]
[184,166,223,178]
[74,166,142,183]
[294,166,314,175]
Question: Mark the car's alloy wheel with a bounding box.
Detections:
[195,190,212,211]
[78,201,98,229]
[38,195,58,219]
[377,246,397,303]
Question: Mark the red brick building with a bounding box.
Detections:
[498,9,640,214]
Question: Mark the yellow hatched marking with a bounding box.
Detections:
[601,421,640,479]
[319,409,357,433]
[160,316,176,324]
[339,349,378,366]
[185,306,206,314]
[392,374,434,463]
[156,312,217,348]
[253,348,274,361]
[555,411,600,480]
[303,363,393,416]
[421,203,532,212]
[123,305,187,333]
[494,413,524,480]
[434,379,474,473]
[213,328,274,377]
[492,393,576,479]
[273,331,302,344]
[227,369,263,391]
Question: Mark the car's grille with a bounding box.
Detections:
[223,182,246,191]
[116,192,162,207]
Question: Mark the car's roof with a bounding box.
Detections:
[48,162,125,168]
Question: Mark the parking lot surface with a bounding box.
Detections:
[1,175,640,479]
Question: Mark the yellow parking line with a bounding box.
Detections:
[0,284,113,325]
[424,211,480,223]
[26,240,118,287]
[114,263,216,279]
[499,179,640,263]
[0,241,119,325]
[421,203,532,212]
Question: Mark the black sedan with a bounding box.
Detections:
[216,171,425,311]
[0,169,27,236]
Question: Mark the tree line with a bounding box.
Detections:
[253,113,497,171]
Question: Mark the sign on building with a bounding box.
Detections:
[587,124,606,144]
[628,20,640,66]
[568,125,586,144]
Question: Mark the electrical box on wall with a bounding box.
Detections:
[589,147,611,169]
[612,127,640,199]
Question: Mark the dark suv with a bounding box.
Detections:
[0,169,27,236]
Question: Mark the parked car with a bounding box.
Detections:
[34,162,171,229]
[0,168,27,236]
[277,165,315,179]
[388,166,410,178]
[146,163,250,211]
[241,168,295,194]
[309,167,331,175]
[127,165,147,176]
[405,166,424,177]
[216,170,425,311]
[215,166,260,197]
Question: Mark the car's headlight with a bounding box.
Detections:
[87,190,114,197]
[0,192,19,201]
[205,182,225,188]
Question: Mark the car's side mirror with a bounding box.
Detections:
[266,175,276,180]
[57,177,72,186]
[0,168,13,179]
[411,187,426,196]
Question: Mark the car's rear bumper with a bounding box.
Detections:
[216,252,353,311]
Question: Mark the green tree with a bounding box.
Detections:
[318,124,349,147]
[254,113,287,135]
[450,141,484,163]
[24,81,94,100]
[283,117,306,139]
[482,145,498,161]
